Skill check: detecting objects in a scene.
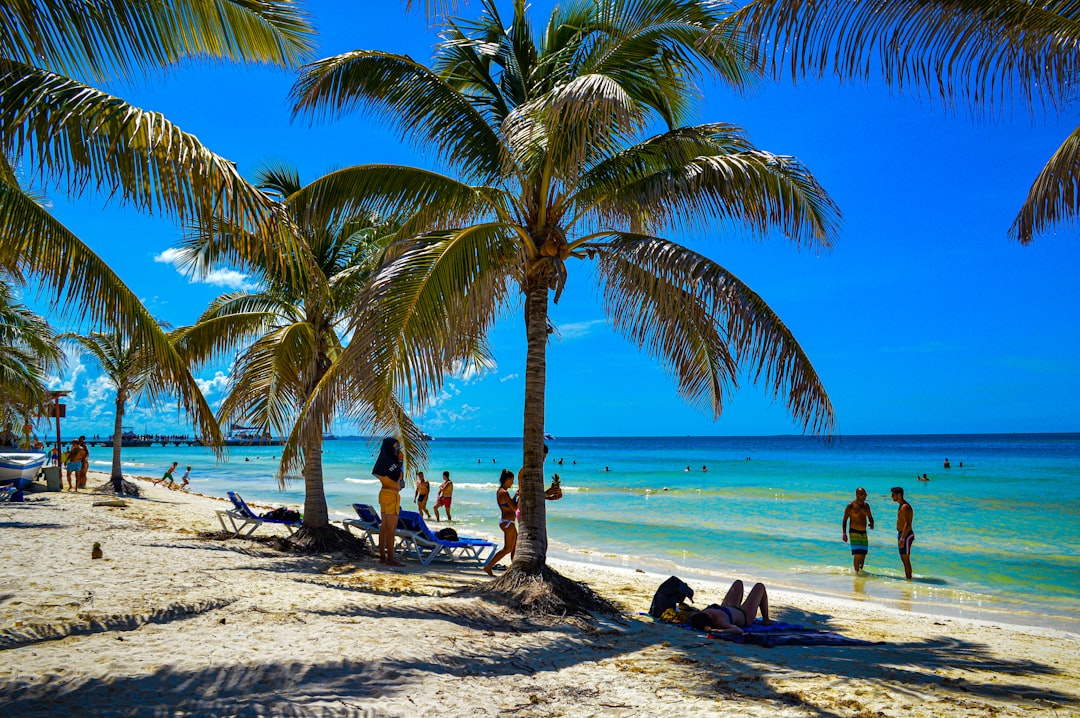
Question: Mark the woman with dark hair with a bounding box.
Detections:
[689,580,775,635]
[373,437,405,567]
[483,468,518,576]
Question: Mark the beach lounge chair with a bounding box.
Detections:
[341,503,382,552]
[395,510,497,566]
[216,491,301,538]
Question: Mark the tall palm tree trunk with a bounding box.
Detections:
[110,391,126,492]
[512,268,551,573]
[301,434,329,528]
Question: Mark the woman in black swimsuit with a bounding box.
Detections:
[484,469,517,577]
[690,580,774,635]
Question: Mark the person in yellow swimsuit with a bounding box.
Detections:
[372,437,405,567]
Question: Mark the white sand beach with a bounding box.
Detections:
[1,470,1077,717]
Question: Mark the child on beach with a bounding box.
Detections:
[484,469,518,576]
[180,466,191,490]
[434,471,453,522]
[154,461,179,488]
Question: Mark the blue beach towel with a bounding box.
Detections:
[641,612,878,648]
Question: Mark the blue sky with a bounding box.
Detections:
[27,0,1080,439]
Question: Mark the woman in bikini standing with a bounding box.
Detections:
[483,469,517,576]
[689,580,775,635]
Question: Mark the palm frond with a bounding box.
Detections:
[725,0,1080,114]
[587,148,841,248]
[290,50,506,182]
[594,233,835,434]
[0,66,305,268]
[0,0,315,83]
[1010,122,1080,244]
[0,178,223,447]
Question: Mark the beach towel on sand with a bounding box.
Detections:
[642,612,878,648]
[712,621,880,647]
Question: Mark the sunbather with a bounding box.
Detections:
[689,580,775,635]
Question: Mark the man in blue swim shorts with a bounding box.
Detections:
[892,486,915,579]
[842,487,875,572]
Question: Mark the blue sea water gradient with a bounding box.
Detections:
[91,433,1080,632]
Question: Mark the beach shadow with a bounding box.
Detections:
[0,598,235,651]
[0,521,65,529]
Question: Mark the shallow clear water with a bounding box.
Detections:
[93,433,1080,632]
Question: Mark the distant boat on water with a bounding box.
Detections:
[221,425,285,447]
[421,432,434,441]
[544,432,555,441]
[323,433,338,441]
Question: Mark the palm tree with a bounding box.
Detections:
[724,0,1080,244]
[174,163,419,550]
[61,331,159,492]
[0,1,317,446]
[289,0,838,609]
[0,272,61,430]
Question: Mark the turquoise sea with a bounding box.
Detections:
[91,433,1080,633]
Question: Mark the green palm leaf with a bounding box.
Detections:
[291,51,505,182]
[1,0,315,83]
[1011,123,1080,243]
[595,234,835,434]
[727,0,1080,115]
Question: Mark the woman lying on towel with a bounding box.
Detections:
[689,580,776,635]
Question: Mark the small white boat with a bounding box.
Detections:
[0,451,47,485]
[544,432,555,441]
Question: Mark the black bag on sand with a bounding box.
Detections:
[649,576,694,619]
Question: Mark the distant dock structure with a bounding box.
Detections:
[83,426,285,448]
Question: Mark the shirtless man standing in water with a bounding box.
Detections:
[892,486,915,579]
[842,487,875,572]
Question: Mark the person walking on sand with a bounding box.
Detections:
[842,487,875,572]
[373,437,406,567]
[484,469,518,576]
[892,486,915,579]
[434,471,453,522]
[154,461,179,487]
[414,471,431,519]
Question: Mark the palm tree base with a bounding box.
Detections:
[93,479,141,497]
[474,564,618,617]
[278,523,371,556]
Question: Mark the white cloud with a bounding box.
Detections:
[450,357,497,384]
[499,373,519,383]
[558,319,606,340]
[421,402,481,429]
[154,248,257,291]
[195,371,232,395]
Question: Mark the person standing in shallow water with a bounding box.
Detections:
[434,471,453,522]
[892,486,915,579]
[373,437,405,567]
[414,471,431,519]
[842,487,875,572]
